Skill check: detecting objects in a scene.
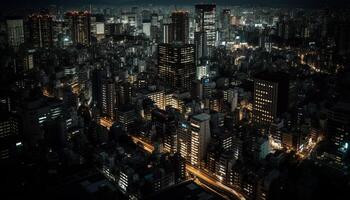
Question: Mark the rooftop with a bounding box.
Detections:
[192,113,210,122]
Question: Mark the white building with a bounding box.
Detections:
[190,113,211,168]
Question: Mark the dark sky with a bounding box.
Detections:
[1,0,349,9]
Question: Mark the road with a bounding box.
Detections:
[130,136,246,200]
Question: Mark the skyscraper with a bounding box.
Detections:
[195,4,216,47]
[170,11,189,44]
[190,113,211,168]
[252,72,289,126]
[6,18,24,51]
[177,121,191,161]
[91,68,106,108]
[65,11,91,45]
[194,31,207,64]
[101,79,116,120]
[28,14,54,48]
[158,43,195,91]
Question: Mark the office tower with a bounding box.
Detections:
[194,31,207,64]
[101,79,116,120]
[252,72,289,126]
[164,130,177,154]
[177,121,191,161]
[28,14,54,48]
[65,11,91,45]
[158,43,195,91]
[190,113,211,168]
[170,11,189,44]
[91,68,106,107]
[195,4,216,47]
[6,18,24,50]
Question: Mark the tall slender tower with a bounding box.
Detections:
[190,113,211,168]
[101,79,116,120]
[194,31,207,64]
[195,4,216,47]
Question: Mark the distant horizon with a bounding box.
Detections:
[1,0,350,10]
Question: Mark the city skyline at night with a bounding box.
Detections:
[1,1,350,200]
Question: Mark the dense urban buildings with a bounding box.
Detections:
[1,1,350,200]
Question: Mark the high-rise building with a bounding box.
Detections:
[158,43,195,91]
[101,79,116,120]
[170,11,189,44]
[195,4,216,47]
[91,68,107,108]
[65,11,91,45]
[6,18,24,50]
[164,130,178,154]
[28,14,54,48]
[190,113,211,168]
[177,121,191,161]
[194,31,207,64]
[253,72,289,126]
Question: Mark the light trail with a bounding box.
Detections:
[186,165,246,200]
[100,117,113,130]
[131,136,154,153]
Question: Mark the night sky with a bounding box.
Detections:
[1,0,349,8]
